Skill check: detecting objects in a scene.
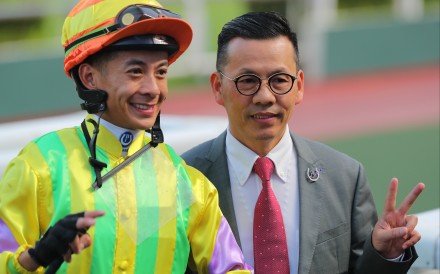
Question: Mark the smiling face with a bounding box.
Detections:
[79,50,169,130]
[211,36,304,156]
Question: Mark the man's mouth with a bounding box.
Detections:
[131,103,152,110]
[253,113,276,119]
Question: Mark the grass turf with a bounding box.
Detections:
[324,123,439,215]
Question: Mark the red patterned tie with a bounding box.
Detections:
[253,157,290,274]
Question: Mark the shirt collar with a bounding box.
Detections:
[226,129,257,186]
[267,127,294,182]
[225,126,293,186]
[86,114,145,158]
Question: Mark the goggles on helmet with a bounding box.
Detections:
[65,4,181,53]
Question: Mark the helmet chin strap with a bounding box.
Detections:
[81,110,107,188]
[148,112,164,144]
[71,68,108,114]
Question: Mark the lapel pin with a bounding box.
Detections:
[306,167,320,183]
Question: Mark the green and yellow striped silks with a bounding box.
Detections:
[0,115,246,273]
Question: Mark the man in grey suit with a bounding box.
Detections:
[182,11,425,274]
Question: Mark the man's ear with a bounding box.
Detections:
[78,63,97,90]
[295,69,305,105]
[210,72,224,106]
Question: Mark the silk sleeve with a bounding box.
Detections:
[184,165,253,274]
[0,143,48,273]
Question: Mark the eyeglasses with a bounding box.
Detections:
[218,71,297,96]
[65,5,181,53]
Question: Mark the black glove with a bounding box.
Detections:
[28,212,87,267]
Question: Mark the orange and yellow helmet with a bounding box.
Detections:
[62,0,193,76]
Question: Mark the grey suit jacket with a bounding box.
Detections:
[182,131,417,274]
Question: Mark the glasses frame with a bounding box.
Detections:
[218,71,297,96]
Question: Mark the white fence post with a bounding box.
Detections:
[393,0,424,21]
[296,0,337,80]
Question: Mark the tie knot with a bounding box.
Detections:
[253,157,274,182]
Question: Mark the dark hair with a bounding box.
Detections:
[216,11,299,71]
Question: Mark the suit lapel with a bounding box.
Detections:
[291,132,325,274]
[199,131,242,247]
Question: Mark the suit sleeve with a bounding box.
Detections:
[355,234,417,274]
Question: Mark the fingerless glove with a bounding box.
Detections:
[28,212,86,267]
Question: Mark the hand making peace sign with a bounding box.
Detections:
[372,178,425,259]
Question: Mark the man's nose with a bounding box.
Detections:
[252,81,276,104]
[139,75,161,96]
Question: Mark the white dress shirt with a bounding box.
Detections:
[225,126,300,273]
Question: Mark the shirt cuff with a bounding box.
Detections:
[386,253,405,262]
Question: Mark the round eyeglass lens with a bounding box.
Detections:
[269,73,294,94]
[236,75,260,95]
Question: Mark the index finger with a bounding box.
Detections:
[76,210,105,230]
[84,210,106,219]
[397,183,425,215]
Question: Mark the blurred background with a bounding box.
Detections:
[0,0,439,270]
